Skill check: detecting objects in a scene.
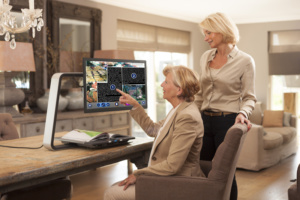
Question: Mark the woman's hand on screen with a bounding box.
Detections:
[116,89,140,108]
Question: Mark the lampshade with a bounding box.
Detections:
[0,41,36,72]
[93,50,135,60]
[0,41,36,117]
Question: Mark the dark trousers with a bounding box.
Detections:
[200,112,238,200]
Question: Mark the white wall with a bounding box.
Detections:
[56,0,207,74]
[237,20,300,108]
[56,0,300,108]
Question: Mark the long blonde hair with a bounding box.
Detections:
[199,12,239,45]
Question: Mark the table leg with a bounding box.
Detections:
[130,150,150,169]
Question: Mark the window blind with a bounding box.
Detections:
[117,20,191,53]
[268,30,300,75]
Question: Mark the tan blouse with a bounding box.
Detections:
[195,46,257,118]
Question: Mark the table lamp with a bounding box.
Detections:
[93,50,135,60]
[0,41,36,117]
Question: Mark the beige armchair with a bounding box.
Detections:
[0,113,72,200]
[135,123,248,200]
[237,102,297,171]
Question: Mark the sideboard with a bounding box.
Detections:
[13,110,132,138]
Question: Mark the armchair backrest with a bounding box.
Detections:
[208,123,248,200]
[135,123,248,200]
[0,113,19,141]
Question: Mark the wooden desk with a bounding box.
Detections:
[0,133,153,193]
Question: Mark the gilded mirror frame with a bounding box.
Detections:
[47,1,102,86]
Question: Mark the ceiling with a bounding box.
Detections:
[90,0,300,24]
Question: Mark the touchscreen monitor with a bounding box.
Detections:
[83,58,147,113]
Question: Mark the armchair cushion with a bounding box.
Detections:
[262,110,284,127]
[136,175,225,200]
[263,132,283,150]
[264,127,296,144]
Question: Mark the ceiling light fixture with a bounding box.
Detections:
[0,0,44,49]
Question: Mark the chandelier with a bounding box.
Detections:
[0,0,44,49]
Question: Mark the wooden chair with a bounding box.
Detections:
[0,113,72,200]
[135,123,248,200]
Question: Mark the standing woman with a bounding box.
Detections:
[195,12,256,200]
[104,65,205,200]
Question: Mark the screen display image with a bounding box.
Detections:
[83,58,147,112]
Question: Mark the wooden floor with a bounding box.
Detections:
[69,152,299,200]
[70,122,300,200]
[236,152,299,200]
[70,160,130,200]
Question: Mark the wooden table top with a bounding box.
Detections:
[0,133,153,193]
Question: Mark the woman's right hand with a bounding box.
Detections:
[116,89,140,108]
[118,174,137,190]
[235,113,252,131]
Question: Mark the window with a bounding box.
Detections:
[116,20,191,136]
[269,31,300,75]
[269,30,300,117]
[132,51,188,136]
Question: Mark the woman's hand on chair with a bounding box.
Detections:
[118,174,137,190]
[235,113,252,131]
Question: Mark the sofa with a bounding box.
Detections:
[237,102,298,171]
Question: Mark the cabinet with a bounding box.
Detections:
[13,110,131,138]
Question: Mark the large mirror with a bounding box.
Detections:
[47,1,102,86]
[59,18,91,73]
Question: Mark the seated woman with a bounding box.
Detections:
[104,65,205,200]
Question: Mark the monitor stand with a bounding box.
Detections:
[43,72,83,150]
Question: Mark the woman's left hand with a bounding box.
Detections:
[118,174,137,190]
[235,113,252,131]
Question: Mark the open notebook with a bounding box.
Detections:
[56,129,135,149]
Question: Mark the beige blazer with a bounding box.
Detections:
[131,101,204,177]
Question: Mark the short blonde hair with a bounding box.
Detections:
[199,12,239,45]
[163,65,200,102]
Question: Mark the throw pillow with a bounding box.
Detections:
[262,110,284,127]
[283,112,292,127]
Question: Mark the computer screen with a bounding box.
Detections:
[83,58,147,113]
